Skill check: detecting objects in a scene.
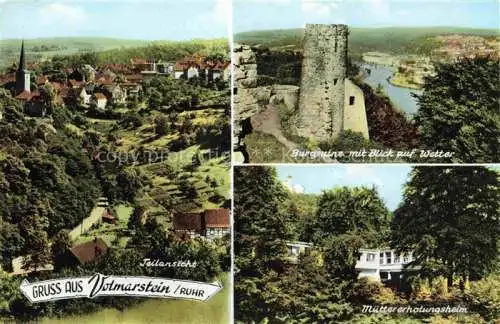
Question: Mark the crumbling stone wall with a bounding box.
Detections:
[295,24,349,140]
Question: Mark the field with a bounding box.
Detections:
[40,274,230,324]
[0,37,229,70]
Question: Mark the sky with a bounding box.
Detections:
[0,0,230,40]
[276,164,412,210]
[234,0,500,33]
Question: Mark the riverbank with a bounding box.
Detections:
[389,73,423,90]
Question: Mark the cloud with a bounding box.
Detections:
[367,0,390,17]
[345,165,383,188]
[283,177,305,194]
[39,3,87,26]
[301,0,338,17]
[197,0,230,28]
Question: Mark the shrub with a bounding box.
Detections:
[464,273,500,321]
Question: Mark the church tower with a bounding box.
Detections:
[16,40,30,94]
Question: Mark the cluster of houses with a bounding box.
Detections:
[0,41,230,117]
[173,208,230,241]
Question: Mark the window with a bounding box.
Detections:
[349,96,355,105]
[233,87,238,95]
[379,253,384,264]
[395,255,401,263]
[403,254,409,263]
[380,272,389,280]
[367,253,375,262]
[334,78,338,85]
[386,252,392,264]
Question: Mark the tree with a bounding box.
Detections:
[51,230,72,270]
[414,57,500,162]
[391,166,499,289]
[154,115,169,136]
[234,166,292,323]
[127,206,144,231]
[309,186,391,245]
[115,169,144,202]
[20,199,52,272]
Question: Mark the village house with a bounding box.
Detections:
[102,209,118,224]
[91,92,108,109]
[60,238,109,268]
[103,84,126,104]
[35,75,48,86]
[173,212,204,238]
[172,208,230,240]
[204,208,231,239]
[120,82,142,100]
[286,241,313,264]
[77,86,92,105]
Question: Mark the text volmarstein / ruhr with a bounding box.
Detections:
[20,273,222,303]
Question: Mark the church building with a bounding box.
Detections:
[16,40,31,95]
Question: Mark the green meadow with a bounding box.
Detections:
[41,274,230,324]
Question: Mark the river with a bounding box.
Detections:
[360,63,422,117]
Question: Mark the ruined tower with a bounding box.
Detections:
[16,40,30,94]
[296,24,348,141]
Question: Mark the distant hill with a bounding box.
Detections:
[0,37,148,68]
[0,37,229,69]
[235,27,500,57]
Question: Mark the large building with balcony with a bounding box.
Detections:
[356,248,419,289]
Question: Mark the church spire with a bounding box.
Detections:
[19,40,26,71]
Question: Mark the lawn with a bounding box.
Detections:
[41,274,230,324]
[73,204,133,248]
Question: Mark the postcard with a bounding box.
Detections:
[0,1,231,323]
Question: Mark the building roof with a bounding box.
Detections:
[69,79,84,88]
[35,75,48,85]
[130,58,148,65]
[125,74,144,82]
[102,210,117,221]
[69,238,108,264]
[15,90,39,101]
[18,40,26,71]
[173,212,203,231]
[204,208,230,228]
[50,82,62,91]
[94,92,107,100]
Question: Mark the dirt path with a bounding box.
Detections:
[251,105,297,151]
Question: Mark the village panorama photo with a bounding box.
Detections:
[0,0,231,323]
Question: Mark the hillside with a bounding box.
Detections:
[235,26,500,57]
[0,37,229,70]
[0,37,147,68]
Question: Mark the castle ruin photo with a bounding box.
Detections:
[233,24,369,163]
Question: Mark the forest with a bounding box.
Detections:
[234,165,499,323]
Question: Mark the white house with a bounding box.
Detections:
[356,248,418,282]
[78,87,91,105]
[11,255,53,275]
[286,241,313,263]
[187,66,199,79]
[92,93,108,109]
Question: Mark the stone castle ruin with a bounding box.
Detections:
[295,24,368,141]
[233,24,369,161]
